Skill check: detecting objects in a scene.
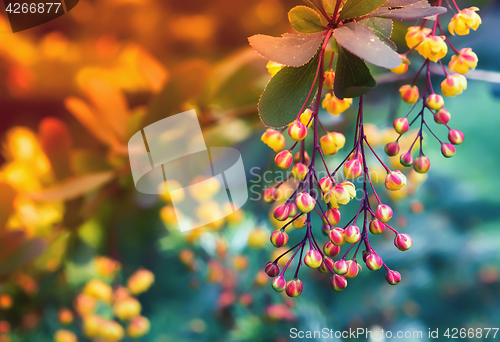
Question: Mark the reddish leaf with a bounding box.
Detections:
[27,171,115,202]
[64,96,123,149]
[248,33,324,67]
[81,79,131,142]
[370,1,447,20]
[384,0,423,6]
[333,22,401,69]
[145,59,212,127]
[0,236,46,275]
[0,183,16,229]
[0,231,25,263]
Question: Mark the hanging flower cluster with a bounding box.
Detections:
[250,0,481,297]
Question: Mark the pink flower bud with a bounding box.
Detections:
[291,163,309,180]
[272,275,286,292]
[263,188,278,203]
[343,159,363,179]
[386,270,401,285]
[285,279,303,297]
[295,193,316,213]
[434,108,451,124]
[274,150,293,169]
[385,142,400,157]
[426,94,444,110]
[369,219,386,235]
[323,70,335,90]
[288,120,308,142]
[294,151,310,164]
[365,253,383,271]
[323,208,341,226]
[304,250,323,269]
[344,225,361,244]
[318,256,335,274]
[270,230,289,248]
[448,129,464,145]
[400,152,414,167]
[288,203,298,218]
[319,177,333,193]
[394,233,413,251]
[265,262,280,277]
[323,241,341,258]
[385,170,407,191]
[399,85,419,104]
[344,260,360,279]
[321,223,332,236]
[330,274,347,292]
[329,227,345,246]
[441,143,456,158]
[376,204,393,223]
[333,259,348,275]
[393,117,410,135]
[413,155,431,173]
[273,205,290,221]
[362,250,369,263]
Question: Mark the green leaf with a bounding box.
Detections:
[288,6,325,33]
[334,46,376,99]
[259,53,320,127]
[333,22,401,68]
[321,0,339,16]
[330,37,339,54]
[249,33,324,67]
[339,0,388,21]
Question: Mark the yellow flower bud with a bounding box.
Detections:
[416,35,448,62]
[405,26,431,49]
[83,280,113,304]
[266,61,283,76]
[261,129,285,152]
[322,93,352,115]
[114,297,142,321]
[247,228,269,249]
[390,55,410,75]
[100,320,125,342]
[127,269,155,295]
[449,48,478,74]
[299,109,313,128]
[441,74,467,97]
[449,7,481,36]
[82,315,103,338]
[127,316,150,339]
[319,131,345,156]
[399,85,419,104]
[54,330,78,342]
